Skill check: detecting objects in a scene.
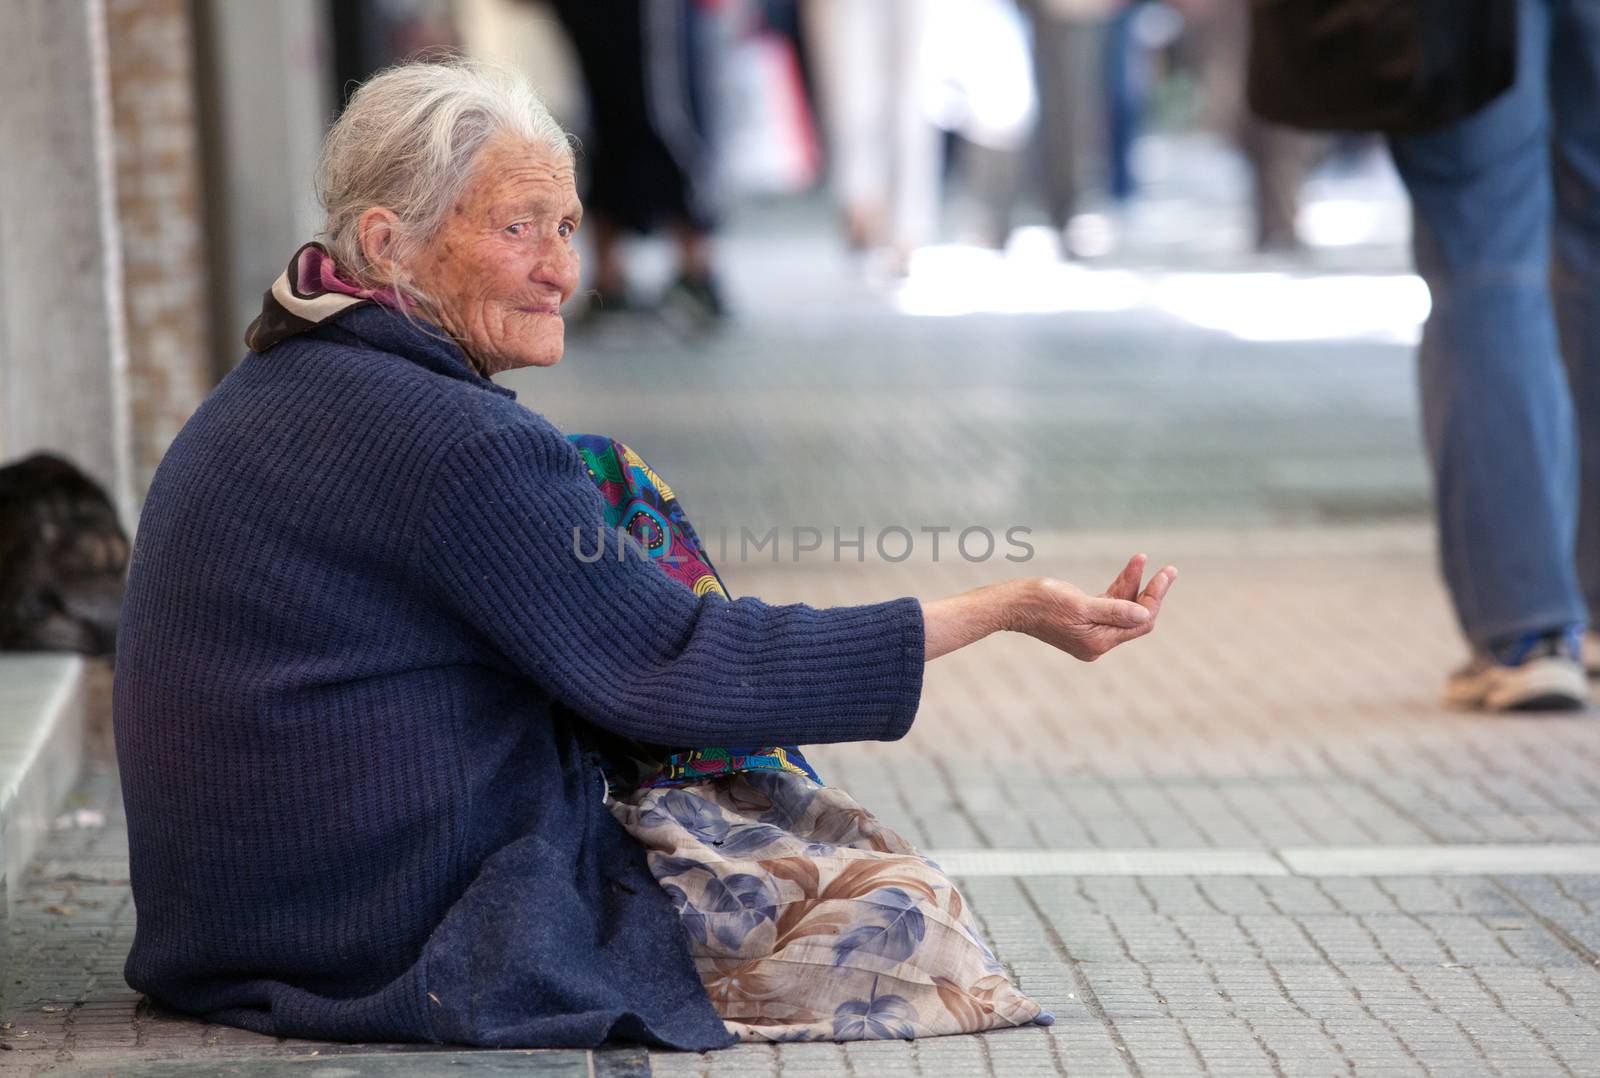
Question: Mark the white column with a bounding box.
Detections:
[0,0,134,525]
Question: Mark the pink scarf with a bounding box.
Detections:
[244,242,411,353]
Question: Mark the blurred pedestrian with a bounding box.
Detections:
[1021,0,1114,238]
[801,0,941,271]
[1191,0,1320,253]
[927,0,1037,248]
[1391,0,1600,710]
[1251,0,1596,711]
[1101,0,1150,203]
[551,0,728,321]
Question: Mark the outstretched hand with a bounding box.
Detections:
[1014,554,1177,662]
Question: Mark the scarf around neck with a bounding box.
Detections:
[244,242,411,353]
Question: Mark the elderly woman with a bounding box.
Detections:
[113,61,1175,1051]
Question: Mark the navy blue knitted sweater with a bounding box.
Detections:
[111,305,926,1050]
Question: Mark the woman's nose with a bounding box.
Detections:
[536,241,581,299]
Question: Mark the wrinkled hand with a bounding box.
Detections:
[1014,554,1176,661]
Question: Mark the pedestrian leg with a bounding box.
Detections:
[1389,0,1584,651]
[1550,0,1600,634]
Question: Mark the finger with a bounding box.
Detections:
[1105,553,1146,600]
[1087,596,1151,629]
[1107,553,1145,594]
[1137,565,1177,619]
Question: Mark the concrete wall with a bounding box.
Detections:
[0,0,134,524]
[192,0,331,373]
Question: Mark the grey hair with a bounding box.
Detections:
[316,58,573,299]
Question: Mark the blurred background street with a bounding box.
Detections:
[3,0,1598,1075]
[523,154,1424,537]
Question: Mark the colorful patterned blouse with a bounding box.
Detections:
[567,433,820,791]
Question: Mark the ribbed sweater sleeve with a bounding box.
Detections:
[416,422,925,746]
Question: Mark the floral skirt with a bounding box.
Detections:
[609,771,1048,1041]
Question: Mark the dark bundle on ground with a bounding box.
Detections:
[0,453,128,655]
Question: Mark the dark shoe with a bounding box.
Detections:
[659,272,729,325]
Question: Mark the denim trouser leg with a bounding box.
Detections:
[1390,0,1587,649]
[1550,0,1600,623]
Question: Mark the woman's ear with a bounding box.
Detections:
[356,207,402,278]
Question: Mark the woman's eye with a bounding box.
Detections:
[558,220,575,240]
[505,222,526,236]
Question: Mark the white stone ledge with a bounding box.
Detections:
[1,653,88,899]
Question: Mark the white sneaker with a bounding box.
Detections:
[1445,631,1588,712]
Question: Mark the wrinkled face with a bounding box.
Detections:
[407,133,581,374]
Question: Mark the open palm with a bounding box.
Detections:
[1021,554,1176,661]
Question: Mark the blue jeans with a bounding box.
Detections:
[1389,0,1600,649]
[1103,4,1147,202]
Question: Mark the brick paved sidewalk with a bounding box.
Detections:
[6,529,1598,1077]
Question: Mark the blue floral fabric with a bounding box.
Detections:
[610,772,1049,1041]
